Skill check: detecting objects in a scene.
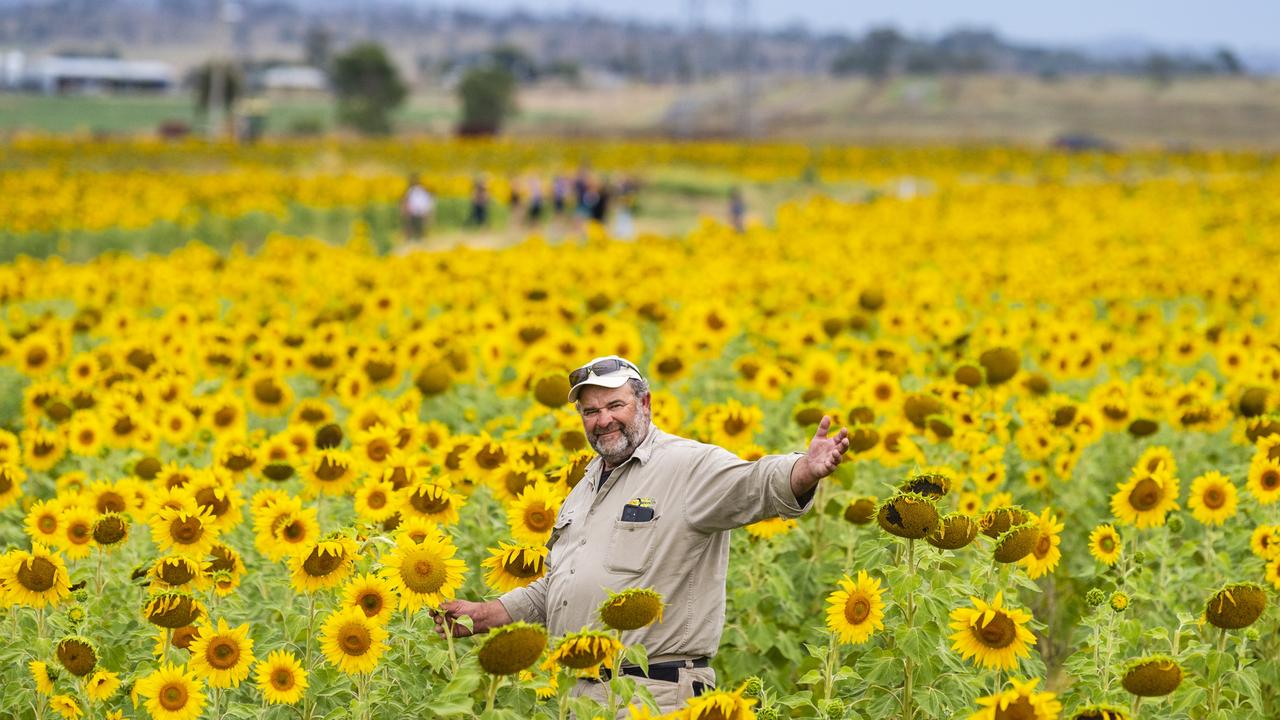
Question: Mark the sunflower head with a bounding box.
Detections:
[477,621,548,675]
[1120,655,1183,697]
[55,635,97,677]
[980,506,1032,538]
[825,570,885,645]
[91,513,129,546]
[979,347,1020,385]
[1070,703,1130,720]
[680,684,757,720]
[143,591,203,629]
[547,629,623,672]
[928,512,979,550]
[876,493,941,539]
[1204,582,1267,630]
[993,521,1041,563]
[901,472,950,498]
[599,588,665,631]
[843,495,878,524]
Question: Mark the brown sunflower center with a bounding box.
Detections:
[1128,478,1163,511]
[366,490,387,509]
[366,440,391,463]
[158,560,195,585]
[359,592,384,615]
[1262,470,1280,491]
[1203,487,1226,509]
[476,446,506,470]
[302,547,345,577]
[993,697,1038,720]
[409,490,450,514]
[159,682,188,710]
[194,487,231,517]
[503,556,543,578]
[170,516,203,544]
[37,514,58,533]
[280,518,306,542]
[67,520,91,545]
[505,473,536,498]
[272,668,295,690]
[339,623,372,656]
[253,378,284,405]
[844,595,871,625]
[208,638,240,669]
[723,416,748,436]
[95,491,126,514]
[524,507,553,533]
[1034,535,1053,558]
[17,556,57,592]
[402,552,447,593]
[315,457,348,482]
[1099,536,1116,553]
[975,612,1017,649]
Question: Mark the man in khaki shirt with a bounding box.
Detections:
[435,355,850,714]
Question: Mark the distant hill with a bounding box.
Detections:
[0,0,1260,84]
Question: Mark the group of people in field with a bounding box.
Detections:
[398,167,644,243]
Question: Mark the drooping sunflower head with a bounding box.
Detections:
[599,588,665,631]
[825,570,885,646]
[679,683,758,720]
[150,555,206,590]
[1070,703,1130,720]
[1204,582,1267,630]
[876,493,941,539]
[901,472,950,499]
[90,513,129,547]
[928,512,979,550]
[143,591,204,629]
[948,592,1037,671]
[482,542,548,594]
[547,629,623,674]
[993,521,1041,563]
[843,495,878,525]
[980,506,1032,539]
[1120,655,1183,697]
[55,635,97,677]
[477,621,548,675]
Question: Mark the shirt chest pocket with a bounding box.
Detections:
[605,515,661,574]
[546,515,573,568]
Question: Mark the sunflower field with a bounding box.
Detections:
[1,137,1279,720]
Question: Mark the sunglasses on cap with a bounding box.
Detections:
[568,358,641,386]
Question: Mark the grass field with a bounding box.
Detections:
[3,74,1280,147]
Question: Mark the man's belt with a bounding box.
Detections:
[597,657,710,683]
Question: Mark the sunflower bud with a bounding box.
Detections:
[1085,588,1106,607]
[1110,592,1130,613]
[740,676,764,698]
[821,698,845,717]
[1132,551,1148,566]
[1166,514,1184,534]
[757,707,779,720]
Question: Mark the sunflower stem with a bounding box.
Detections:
[94,548,104,596]
[303,593,318,720]
[821,633,838,703]
[484,674,501,713]
[901,538,917,720]
[1130,696,1142,717]
[443,610,459,675]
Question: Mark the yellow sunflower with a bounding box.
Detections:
[150,507,220,558]
[744,517,798,539]
[1188,471,1238,525]
[400,482,463,525]
[302,450,359,496]
[482,542,548,593]
[506,483,564,545]
[1246,457,1280,505]
[85,669,120,701]
[545,629,624,677]
[188,617,255,688]
[54,504,96,560]
[1019,509,1064,580]
[49,694,82,719]
[949,593,1037,671]
[1250,524,1280,560]
[25,498,64,546]
[255,649,308,705]
[30,660,57,695]
[381,535,467,612]
[1109,468,1179,528]
[0,543,71,608]
[968,677,1061,720]
[824,570,886,645]
[342,573,399,624]
[289,535,360,593]
[680,684,757,720]
[135,662,206,720]
[1089,525,1122,566]
[353,478,399,523]
[149,555,208,592]
[320,607,388,675]
[0,463,24,511]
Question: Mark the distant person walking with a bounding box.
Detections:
[729,188,746,233]
[400,174,435,243]
[526,176,545,225]
[467,177,490,227]
[552,175,570,215]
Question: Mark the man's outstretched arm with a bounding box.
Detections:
[432,599,513,638]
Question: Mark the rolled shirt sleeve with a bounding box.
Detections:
[498,576,548,624]
[683,446,814,533]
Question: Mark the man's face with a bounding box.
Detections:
[577,384,651,468]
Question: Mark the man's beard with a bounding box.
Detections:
[588,412,650,467]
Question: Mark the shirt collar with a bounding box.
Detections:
[589,422,660,482]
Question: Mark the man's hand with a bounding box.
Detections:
[431,599,512,639]
[790,415,851,499]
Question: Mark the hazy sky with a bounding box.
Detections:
[463,1,1280,52]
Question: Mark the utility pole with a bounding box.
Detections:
[734,0,753,139]
[207,0,241,140]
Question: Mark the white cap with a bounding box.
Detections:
[567,355,644,402]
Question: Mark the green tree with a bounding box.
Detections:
[331,42,407,135]
[457,65,517,136]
